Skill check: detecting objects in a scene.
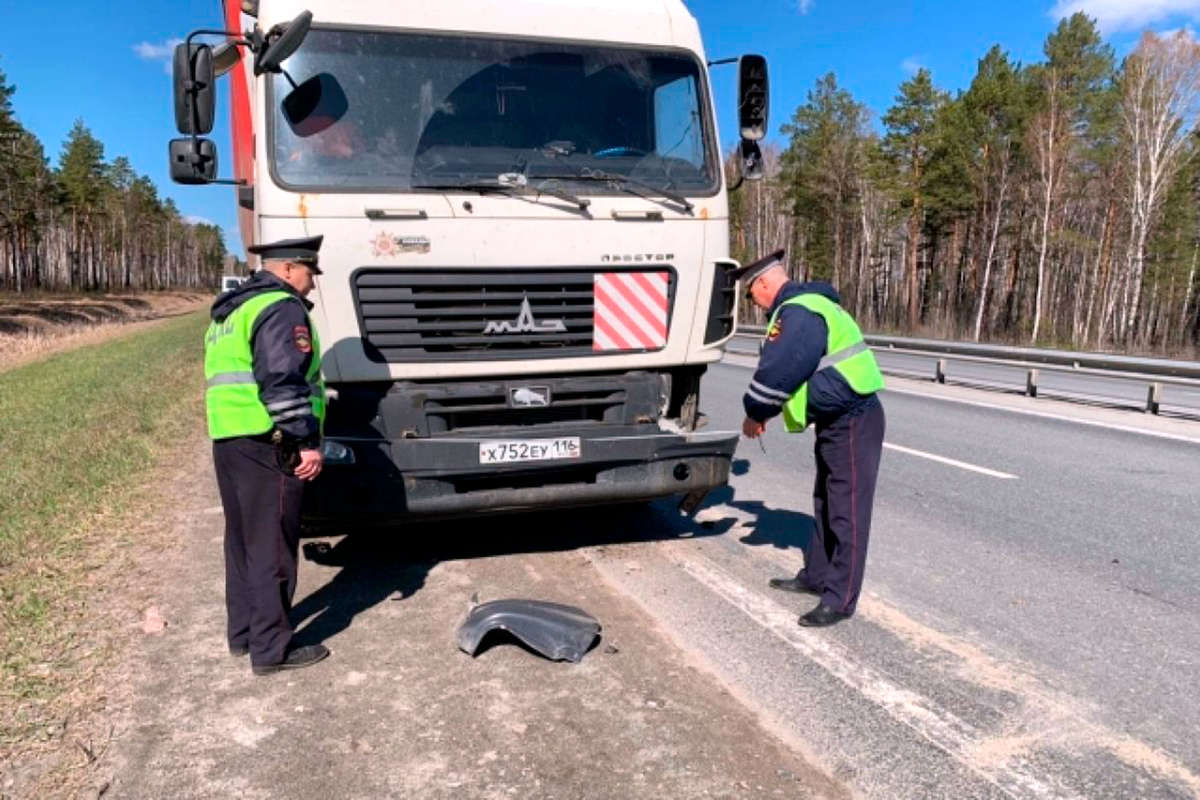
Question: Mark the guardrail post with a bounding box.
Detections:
[1146,382,1161,415]
[1026,369,1039,398]
[935,359,946,384]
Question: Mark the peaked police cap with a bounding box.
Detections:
[248,235,324,274]
[728,248,786,284]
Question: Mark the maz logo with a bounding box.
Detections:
[483,297,567,335]
[510,386,551,407]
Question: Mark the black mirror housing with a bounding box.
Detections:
[740,139,765,182]
[256,10,313,75]
[737,54,769,141]
[283,73,349,137]
[173,44,216,135]
[169,138,218,184]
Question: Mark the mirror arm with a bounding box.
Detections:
[706,57,738,67]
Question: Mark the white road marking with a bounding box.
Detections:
[883,442,1018,480]
[677,555,1072,799]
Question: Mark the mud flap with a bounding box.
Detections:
[456,599,601,663]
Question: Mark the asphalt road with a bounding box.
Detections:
[588,359,1200,798]
[97,357,1200,799]
[724,338,1200,417]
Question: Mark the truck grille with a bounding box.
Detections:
[373,371,668,436]
[352,268,673,362]
[425,386,626,432]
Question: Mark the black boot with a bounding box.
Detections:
[798,602,851,628]
[252,644,330,675]
[768,570,820,596]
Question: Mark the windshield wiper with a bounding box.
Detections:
[412,176,590,213]
[537,168,694,214]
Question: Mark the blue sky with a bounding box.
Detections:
[1,0,1196,256]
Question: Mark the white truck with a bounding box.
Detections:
[170,0,769,521]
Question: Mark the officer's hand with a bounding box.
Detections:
[295,448,324,481]
[742,417,765,439]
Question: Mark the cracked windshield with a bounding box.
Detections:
[272,29,717,194]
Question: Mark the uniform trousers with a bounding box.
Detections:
[804,396,886,615]
[212,437,305,666]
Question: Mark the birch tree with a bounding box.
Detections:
[1116,31,1200,343]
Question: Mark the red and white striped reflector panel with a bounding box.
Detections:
[593,272,669,351]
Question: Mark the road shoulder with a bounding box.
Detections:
[98,434,848,799]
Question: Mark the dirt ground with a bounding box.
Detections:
[9,427,848,800]
[0,292,208,373]
[1,291,845,799]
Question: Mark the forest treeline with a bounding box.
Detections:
[729,14,1200,355]
[0,64,225,294]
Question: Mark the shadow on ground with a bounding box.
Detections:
[290,501,737,651]
[696,459,817,553]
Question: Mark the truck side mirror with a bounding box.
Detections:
[169,138,218,184]
[740,139,764,182]
[255,10,313,75]
[173,43,216,135]
[283,73,349,137]
[737,54,769,141]
[212,41,243,78]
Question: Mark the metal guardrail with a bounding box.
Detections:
[730,327,1200,417]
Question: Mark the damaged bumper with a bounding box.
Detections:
[304,425,737,521]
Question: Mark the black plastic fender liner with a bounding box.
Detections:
[456,599,601,663]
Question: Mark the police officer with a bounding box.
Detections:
[733,250,886,628]
[204,235,330,674]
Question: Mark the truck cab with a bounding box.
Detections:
[172,0,769,521]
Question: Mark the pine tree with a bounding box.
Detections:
[781,73,871,292]
[57,120,107,288]
[952,47,1027,339]
[881,68,949,327]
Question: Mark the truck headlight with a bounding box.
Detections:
[321,439,355,465]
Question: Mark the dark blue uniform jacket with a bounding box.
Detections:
[210,271,321,448]
[743,281,876,427]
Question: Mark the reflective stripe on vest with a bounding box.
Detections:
[203,290,326,440]
[764,293,885,432]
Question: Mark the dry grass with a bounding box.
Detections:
[0,292,209,374]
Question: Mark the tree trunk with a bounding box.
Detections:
[974,158,1009,341]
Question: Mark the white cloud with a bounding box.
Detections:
[184,215,216,227]
[133,38,183,75]
[1155,23,1199,39]
[901,57,925,75]
[1050,0,1200,32]
[796,0,814,13]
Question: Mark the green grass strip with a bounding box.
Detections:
[0,311,208,697]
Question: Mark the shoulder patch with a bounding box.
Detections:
[292,325,313,353]
[766,319,782,342]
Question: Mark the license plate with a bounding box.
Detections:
[479,437,582,465]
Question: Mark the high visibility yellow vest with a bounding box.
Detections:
[203,290,325,440]
[766,293,885,432]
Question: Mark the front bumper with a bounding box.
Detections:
[303,425,737,521]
